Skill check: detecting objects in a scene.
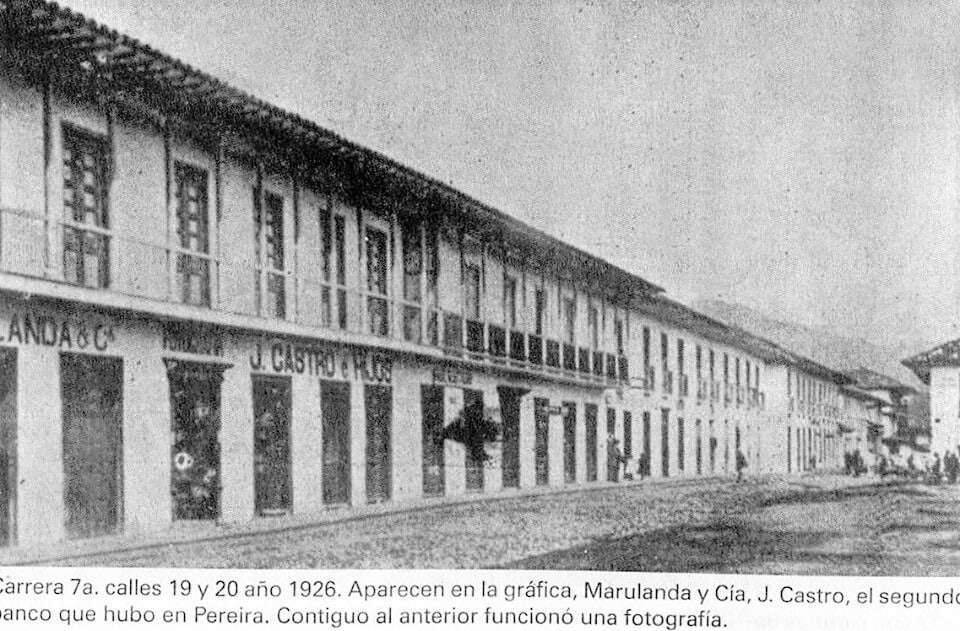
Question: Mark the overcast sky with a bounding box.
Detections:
[65,0,960,353]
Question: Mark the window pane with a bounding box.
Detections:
[366,228,388,295]
[464,265,480,320]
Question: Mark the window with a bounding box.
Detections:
[366,227,389,336]
[425,226,439,344]
[660,333,668,368]
[563,298,576,344]
[504,276,517,329]
[588,306,599,348]
[723,353,729,384]
[464,264,481,321]
[735,358,741,387]
[62,125,110,288]
[614,318,624,354]
[677,339,685,375]
[254,189,285,318]
[174,162,210,306]
[401,220,422,343]
[696,345,702,379]
[319,207,332,326]
[643,326,650,366]
[334,216,347,329]
[534,289,545,336]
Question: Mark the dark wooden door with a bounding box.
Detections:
[321,380,351,505]
[0,349,15,546]
[421,385,444,497]
[463,389,484,492]
[498,387,521,488]
[661,408,670,477]
[534,398,549,486]
[642,411,651,476]
[562,402,576,484]
[586,404,598,481]
[607,408,618,482]
[253,376,292,515]
[61,353,123,538]
[365,385,392,503]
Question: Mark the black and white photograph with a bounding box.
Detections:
[1,0,960,626]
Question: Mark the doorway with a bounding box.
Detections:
[534,398,550,486]
[421,385,444,497]
[253,375,292,515]
[0,349,15,546]
[562,402,576,484]
[365,384,392,503]
[61,353,123,538]
[498,386,522,488]
[168,361,224,521]
[322,380,351,505]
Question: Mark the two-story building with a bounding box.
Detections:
[0,1,899,551]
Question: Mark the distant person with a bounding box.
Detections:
[736,448,748,483]
[607,437,623,483]
[931,452,942,484]
[636,451,649,481]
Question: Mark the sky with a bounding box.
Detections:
[63,0,960,353]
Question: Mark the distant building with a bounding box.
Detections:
[904,343,960,457]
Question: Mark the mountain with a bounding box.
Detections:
[690,298,926,391]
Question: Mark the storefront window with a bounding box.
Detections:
[168,361,224,521]
[253,376,292,515]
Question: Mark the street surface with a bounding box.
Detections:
[44,475,960,574]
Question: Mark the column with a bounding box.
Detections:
[220,365,253,522]
[349,380,367,506]
[392,373,422,501]
[125,344,172,535]
[17,347,63,545]
[291,375,323,515]
[518,393,536,489]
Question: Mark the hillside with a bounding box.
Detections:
[691,298,925,391]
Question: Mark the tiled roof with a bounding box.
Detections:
[902,340,960,385]
[845,367,917,394]
[0,0,664,303]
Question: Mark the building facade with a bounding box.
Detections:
[0,1,891,550]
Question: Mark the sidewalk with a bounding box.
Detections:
[2,471,876,567]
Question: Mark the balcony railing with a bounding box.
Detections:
[546,340,561,368]
[592,350,605,377]
[663,369,674,395]
[563,343,577,372]
[643,365,656,392]
[578,347,590,374]
[488,324,506,358]
[529,335,544,365]
[0,207,638,388]
[509,330,526,362]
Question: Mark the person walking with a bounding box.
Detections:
[636,450,649,481]
[736,448,748,483]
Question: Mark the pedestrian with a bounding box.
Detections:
[607,436,622,483]
[844,450,852,476]
[636,451,649,481]
[931,452,942,485]
[736,448,747,483]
